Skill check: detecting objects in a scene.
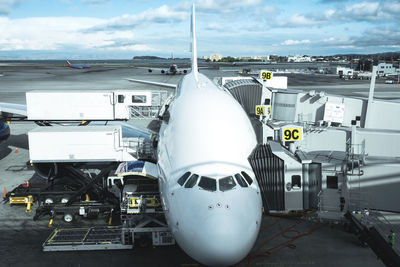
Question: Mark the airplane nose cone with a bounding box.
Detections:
[191,213,258,266]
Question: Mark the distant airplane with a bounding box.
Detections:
[66,60,91,69]
[147,64,188,75]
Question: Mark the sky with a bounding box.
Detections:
[0,0,399,59]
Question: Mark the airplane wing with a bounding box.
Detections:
[0,102,27,118]
[125,78,177,89]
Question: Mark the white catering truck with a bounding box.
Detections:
[26,90,152,121]
[28,125,150,163]
[26,90,158,165]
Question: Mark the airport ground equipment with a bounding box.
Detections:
[345,211,400,266]
[40,160,174,251]
[26,90,151,121]
[25,90,172,121]
[5,159,174,251]
[220,75,400,263]
[43,226,133,251]
[8,194,34,212]
[28,125,153,163]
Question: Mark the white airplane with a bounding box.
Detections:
[128,4,262,266]
[146,64,189,75]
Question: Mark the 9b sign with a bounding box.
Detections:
[281,128,302,141]
[260,71,273,80]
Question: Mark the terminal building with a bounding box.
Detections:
[287,55,312,62]
[377,63,400,77]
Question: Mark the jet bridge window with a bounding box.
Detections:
[241,171,253,185]
[219,176,236,191]
[132,95,147,103]
[178,172,191,186]
[291,175,301,188]
[327,175,338,189]
[198,176,217,192]
[118,95,125,103]
[184,174,199,188]
[234,174,248,187]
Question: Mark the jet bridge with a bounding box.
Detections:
[221,75,400,215]
[222,74,400,262]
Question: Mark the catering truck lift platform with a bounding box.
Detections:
[43,226,133,251]
[4,160,175,251]
[40,161,174,251]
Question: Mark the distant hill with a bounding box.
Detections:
[133,56,165,60]
[333,51,400,57]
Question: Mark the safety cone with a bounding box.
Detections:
[15,148,18,153]
[26,181,30,187]
[3,187,6,199]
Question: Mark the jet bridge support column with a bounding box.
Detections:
[302,160,312,210]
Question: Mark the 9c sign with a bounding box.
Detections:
[281,128,302,141]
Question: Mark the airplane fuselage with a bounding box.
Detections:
[66,61,91,69]
[158,72,262,266]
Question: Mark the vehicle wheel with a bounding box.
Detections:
[63,213,74,223]
[44,198,54,204]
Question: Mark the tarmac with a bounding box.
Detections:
[0,61,396,266]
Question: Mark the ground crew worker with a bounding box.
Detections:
[388,230,395,246]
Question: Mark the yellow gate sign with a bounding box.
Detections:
[281,127,302,141]
[260,70,273,80]
[255,105,266,116]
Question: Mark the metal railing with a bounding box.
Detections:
[129,106,161,119]
[346,138,366,176]
[128,91,174,119]
[122,137,155,160]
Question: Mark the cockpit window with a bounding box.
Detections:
[184,174,199,188]
[234,174,248,187]
[198,176,217,192]
[219,176,236,191]
[177,172,191,186]
[241,171,253,185]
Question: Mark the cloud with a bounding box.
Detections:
[0,0,22,15]
[82,0,108,4]
[204,23,225,31]
[350,27,400,48]
[276,14,324,27]
[318,0,350,3]
[315,26,400,49]
[195,0,261,12]
[88,5,187,31]
[277,1,400,28]
[0,16,158,52]
[281,39,311,45]
[93,38,155,51]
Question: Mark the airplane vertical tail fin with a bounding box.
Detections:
[190,4,198,80]
[66,60,71,67]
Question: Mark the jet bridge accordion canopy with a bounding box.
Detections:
[223,79,263,144]
[248,143,285,211]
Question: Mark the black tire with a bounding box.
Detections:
[63,213,74,223]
